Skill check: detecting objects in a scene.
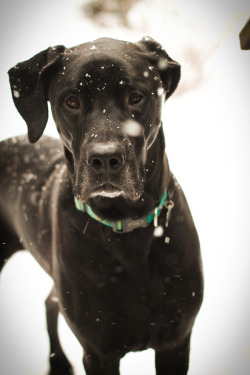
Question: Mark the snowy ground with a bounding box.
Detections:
[0,0,250,374]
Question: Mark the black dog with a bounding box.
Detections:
[0,37,203,375]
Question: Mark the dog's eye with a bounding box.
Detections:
[66,96,80,110]
[129,93,143,105]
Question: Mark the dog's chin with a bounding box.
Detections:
[88,184,123,199]
[75,184,143,203]
[90,190,124,199]
[89,184,142,201]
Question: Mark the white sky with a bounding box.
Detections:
[0,1,250,374]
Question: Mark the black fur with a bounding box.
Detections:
[0,37,203,374]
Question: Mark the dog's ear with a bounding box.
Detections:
[136,37,181,100]
[8,45,65,143]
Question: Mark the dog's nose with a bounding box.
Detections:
[87,143,124,174]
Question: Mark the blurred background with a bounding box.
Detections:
[0,0,249,374]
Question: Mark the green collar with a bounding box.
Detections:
[74,191,168,233]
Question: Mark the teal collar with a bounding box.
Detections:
[74,191,168,233]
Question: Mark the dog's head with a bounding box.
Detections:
[9,37,180,211]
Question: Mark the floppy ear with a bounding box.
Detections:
[136,37,181,100]
[8,45,65,143]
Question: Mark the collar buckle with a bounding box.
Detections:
[113,217,148,233]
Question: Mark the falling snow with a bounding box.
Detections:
[0,1,249,375]
[123,120,143,137]
[153,226,164,237]
[13,89,20,98]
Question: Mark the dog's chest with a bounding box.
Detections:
[56,228,187,350]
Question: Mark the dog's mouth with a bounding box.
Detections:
[89,184,125,199]
[74,155,145,203]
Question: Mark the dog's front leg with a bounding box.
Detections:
[83,348,120,375]
[155,334,191,375]
[45,286,74,375]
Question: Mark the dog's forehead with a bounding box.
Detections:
[70,38,140,59]
[62,38,151,78]
[49,38,162,95]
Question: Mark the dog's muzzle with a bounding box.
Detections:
[85,142,126,198]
